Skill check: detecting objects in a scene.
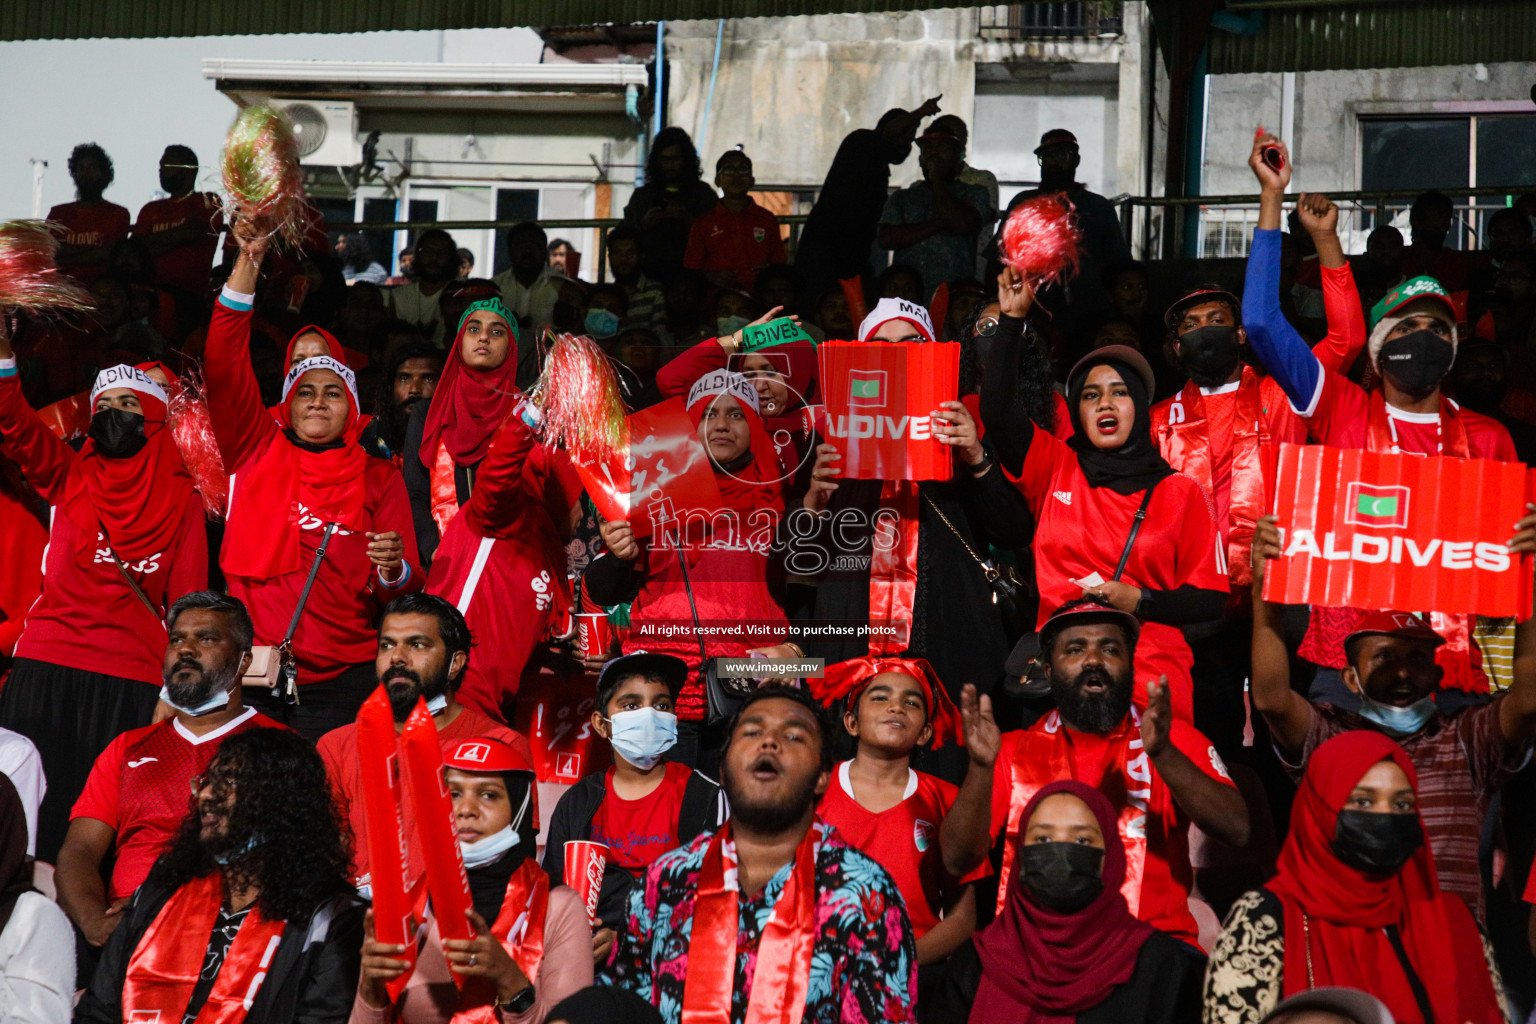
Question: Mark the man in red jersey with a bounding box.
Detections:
[47,143,131,285]
[57,592,283,981]
[318,594,537,892]
[131,145,225,296]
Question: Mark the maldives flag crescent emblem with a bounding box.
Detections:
[847,370,886,408]
[1344,482,1409,529]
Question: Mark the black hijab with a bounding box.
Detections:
[1065,355,1175,496]
[0,775,34,934]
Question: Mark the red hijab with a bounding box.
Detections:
[970,780,1156,1024]
[1269,731,1502,1024]
[418,299,521,468]
[222,349,368,580]
[67,364,195,566]
[729,339,821,475]
[684,368,786,520]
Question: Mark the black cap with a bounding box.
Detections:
[595,652,689,700]
[1164,286,1242,333]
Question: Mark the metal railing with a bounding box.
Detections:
[1114,185,1535,262]
[977,1,1124,40]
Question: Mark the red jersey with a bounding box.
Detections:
[818,761,990,938]
[45,201,131,284]
[205,299,423,684]
[0,378,207,685]
[590,761,693,871]
[318,706,537,888]
[0,474,47,657]
[71,709,284,900]
[683,198,787,290]
[988,712,1234,949]
[132,192,224,295]
[426,412,579,719]
[1005,429,1228,720]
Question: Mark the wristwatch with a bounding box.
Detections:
[500,984,537,1015]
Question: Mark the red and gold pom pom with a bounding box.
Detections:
[221,103,310,248]
[528,333,628,463]
[0,220,94,314]
[167,365,229,520]
[1000,195,1082,290]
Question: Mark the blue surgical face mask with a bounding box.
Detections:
[607,707,678,770]
[1357,692,1437,737]
[158,684,231,717]
[585,308,620,339]
[716,315,751,338]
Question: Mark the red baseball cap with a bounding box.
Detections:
[1344,611,1445,652]
[443,737,534,775]
[1164,286,1242,332]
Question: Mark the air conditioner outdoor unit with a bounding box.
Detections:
[275,99,361,166]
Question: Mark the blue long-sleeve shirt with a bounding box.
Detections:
[1241,227,1324,417]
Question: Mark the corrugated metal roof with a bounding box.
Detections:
[2,0,968,40]
[1211,1,1536,74]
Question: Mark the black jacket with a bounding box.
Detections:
[75,879,366,1024]
[540,766,726,930]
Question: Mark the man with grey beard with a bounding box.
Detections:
[939,597,1250,948]
[55,592,282,983]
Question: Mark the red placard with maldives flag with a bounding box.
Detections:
[1263,443,1535,616]
[571,397,722,540]
[819,340,959,481]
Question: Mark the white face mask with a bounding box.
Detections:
[457,779,531,868]
[607,707,679,770]
[158,683,231,718]
[426,693,449,716]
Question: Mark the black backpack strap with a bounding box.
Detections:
[677,769,727,845]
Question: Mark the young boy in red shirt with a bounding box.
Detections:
[541,652,725,964]
[683,150,787,291]
[812,657,986,970]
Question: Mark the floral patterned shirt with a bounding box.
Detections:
[602,820,918,1024]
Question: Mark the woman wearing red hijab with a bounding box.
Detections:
[0,339,207,861]
[405,297,524,564]
[653,306,822,475]
[205,223,423,742]
[584,369,795,773]
[1203,731,1504,1024]
[930,779,1204,1024]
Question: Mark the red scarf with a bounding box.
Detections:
[1152,371,1270,590]
[971,781,1156,1024]
[67,388,194,567]
[996,712,1154,918]
[681,822,819,1024]
[867,480,920,655]
[222,346,367,580]
[121,873,287,1024]
[419,314,520,470]
[808,656,962,747]
[1269,731,1502,1024]
[450,859,549,1024]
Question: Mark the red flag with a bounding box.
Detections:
[399,699,475,984]
[1263,443,1535,617]
[819,341,959,481]
[571,397,722,539]
[355,688,418,999]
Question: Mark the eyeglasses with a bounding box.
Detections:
[717,167,753,177]
[972,316,1000,338]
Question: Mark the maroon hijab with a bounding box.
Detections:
[970,780,1156,1024]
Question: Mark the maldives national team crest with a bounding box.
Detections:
[914,818,937,853]
[753,226,766,243]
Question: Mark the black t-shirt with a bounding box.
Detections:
[182,903,253,1023]
[800,129,895,272]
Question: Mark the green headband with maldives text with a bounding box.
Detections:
[458,296,519,340]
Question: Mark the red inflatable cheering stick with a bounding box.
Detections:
[399,699,477,985]
[356,687,418,1001]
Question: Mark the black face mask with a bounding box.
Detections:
[1178,325,1243,385]
[88,407,148,458]
[1378,329,1455,397]
[1331,809,1424,875]
[1018,841,1105,913]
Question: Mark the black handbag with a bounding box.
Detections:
[1002,484,1157,694]
[920,491,1026,618]
[673,536,756,724]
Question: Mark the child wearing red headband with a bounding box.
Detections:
[810,658,988,977]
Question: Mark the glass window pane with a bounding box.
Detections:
[1361,119,1469,192]
[1475,115,1536,190]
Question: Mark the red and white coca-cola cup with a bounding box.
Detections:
[564,840,609,927]
[577,612,612,661]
